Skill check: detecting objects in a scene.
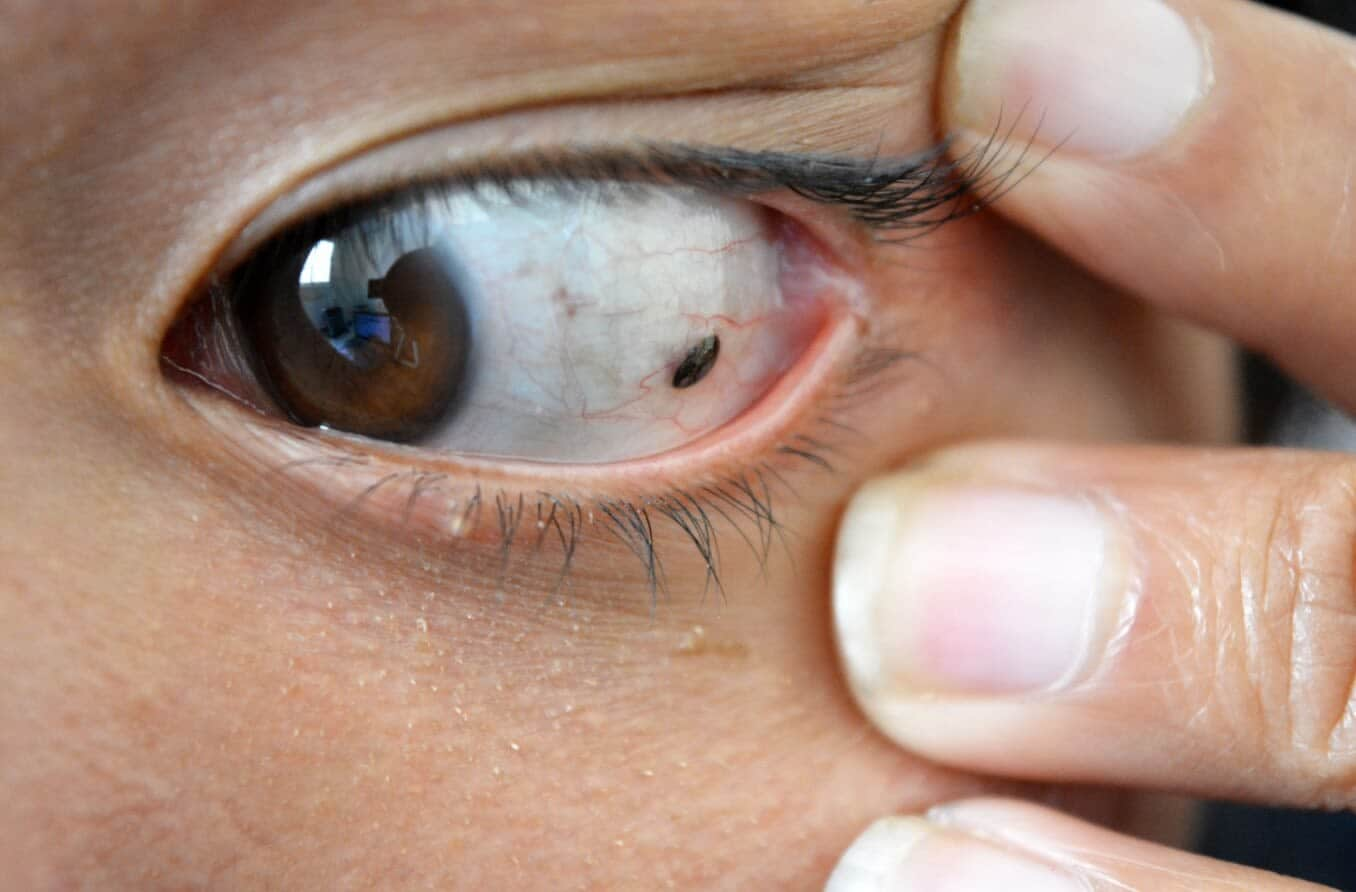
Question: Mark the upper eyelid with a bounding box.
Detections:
[214,138,998,274]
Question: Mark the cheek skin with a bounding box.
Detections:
[0,210,1234,889]
[0,445,999,888]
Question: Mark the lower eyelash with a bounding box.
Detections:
[262,336,920,608]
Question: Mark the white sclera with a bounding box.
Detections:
[314,183,816,463]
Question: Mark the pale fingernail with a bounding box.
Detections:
[825,818,930,892]
[833,477,1125,700]
[826,816,1083,891]
[947,0,1210,159]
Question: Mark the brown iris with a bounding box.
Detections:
[240,242,473,442]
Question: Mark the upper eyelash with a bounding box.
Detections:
[226,131,1028,275]
[632,142,996,234]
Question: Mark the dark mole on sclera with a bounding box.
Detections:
[672,334,720,389]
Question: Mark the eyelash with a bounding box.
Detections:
[268,340,917,607]
[181,131,1026,604]
[222,132,1027,269]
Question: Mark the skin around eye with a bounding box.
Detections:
[177,181,827,464]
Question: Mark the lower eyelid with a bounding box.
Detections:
[199,292,854,512]
[168,280,865,602]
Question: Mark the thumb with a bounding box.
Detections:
[943,0,1356,410]
[825,798,1333,891]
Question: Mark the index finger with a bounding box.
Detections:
[943,0,1356,409]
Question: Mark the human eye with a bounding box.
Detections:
[162,138,997,599]
[174,176,822,462]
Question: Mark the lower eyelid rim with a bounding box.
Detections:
[238,303,860,497]
[171,306,876,608]
[165,195,864,493]
[158,295,894,607]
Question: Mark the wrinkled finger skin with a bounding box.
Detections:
[839,445,1356,810]
[828,799,1335,891]
[944,0,1356,409]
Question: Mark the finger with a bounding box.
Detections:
[833,443,1356,809]
[941,0,1356,410]
[825,798,1332,891]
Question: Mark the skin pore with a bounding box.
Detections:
[0,1,1237,888]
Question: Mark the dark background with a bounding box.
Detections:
[1196,2,1356,888]
[1275,0,1355,23]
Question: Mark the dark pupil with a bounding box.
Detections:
[241,241,472,442]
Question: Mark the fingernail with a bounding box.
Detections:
[946,0,1209,159]
[834,477,1125,699]
[826,816,1083,891]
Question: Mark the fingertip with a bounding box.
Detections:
[832,462,1130,706]
[830,799,1326,891]
[827,808,1089,892]
[943,0,1211,161]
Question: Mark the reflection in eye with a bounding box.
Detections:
[228,183,822,462]
[247,242,475,443]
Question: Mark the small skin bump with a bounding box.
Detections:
[673,624,749,659]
